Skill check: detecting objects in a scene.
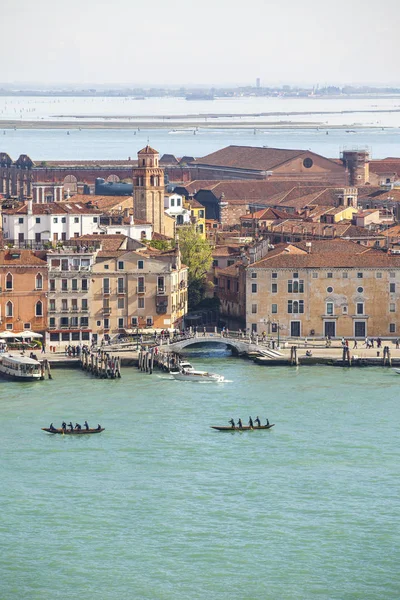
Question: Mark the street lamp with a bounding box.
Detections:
[272,319,281,348]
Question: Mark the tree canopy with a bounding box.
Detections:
[178,226,213,281]
[178,226,213,309]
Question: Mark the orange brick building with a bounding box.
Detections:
[0,250,48,335]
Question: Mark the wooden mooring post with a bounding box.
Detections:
[80,350,121,378]
[342,346,351,366]
[290,346,298,366]
[383,346,392,367]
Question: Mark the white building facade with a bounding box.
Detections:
[164,193,191,226]
[2,200,103,245]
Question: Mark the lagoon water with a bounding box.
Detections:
[2,126,400,163]
[1,350,400,599]
[1,95,400,159]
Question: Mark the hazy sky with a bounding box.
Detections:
[2,0,399,87]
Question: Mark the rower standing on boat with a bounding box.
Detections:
[255,416,261,427]
[84,420,89,431]
[49,423,56,431]
[229,418,235,429]
[61,421,67,430]
[237,418,243,429]
[266,418,270,426]
[97,424,102,431]
[249,416,254,429]
[75,422,82,431]
[68,422,74,431]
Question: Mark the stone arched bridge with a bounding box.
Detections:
[159,334,272,356]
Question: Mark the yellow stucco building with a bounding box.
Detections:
[89,242,188,337]
[246,240,400,339]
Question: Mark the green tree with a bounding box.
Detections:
[178,226,213,308]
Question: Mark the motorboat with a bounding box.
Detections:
[0,354,43,381]
[393,369,400,375]
[170,361,225,382]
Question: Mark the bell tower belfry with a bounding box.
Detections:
[133,145,165,235]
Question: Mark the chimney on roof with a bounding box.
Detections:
[124,208,130,218]
[27,199,33,215]
[130,215,134,225]
[306,242,312,253]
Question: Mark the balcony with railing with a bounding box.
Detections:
[102,307,112,314]
[137,286,146,294]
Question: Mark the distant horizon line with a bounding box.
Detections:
[1,82,400,90]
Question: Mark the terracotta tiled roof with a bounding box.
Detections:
[36,159,136,167]
[212,245,242,257]
[207,181,326,204]
[138,145,159,155]
[3,201,102,216]
[177,180,222,194]
[241,207,299,221]
[187,198,204,209]
[218,263,241,277]
[76,234,127,251]
[270,220,381,239]
[369,159,400,175]
[0,250,47,266]
[359,188,400,202]
[252,240,396,268]
[72,195,133,212]
[193,145,307,171]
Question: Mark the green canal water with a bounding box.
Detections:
[1,348,400,600]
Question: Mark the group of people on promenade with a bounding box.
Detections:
[337,337,400,350]
[49,421,102,431]
[64,344,85,357]
[229,417,270,429]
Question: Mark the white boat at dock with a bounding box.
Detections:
[170,361,225,383]
[0,354,43,381]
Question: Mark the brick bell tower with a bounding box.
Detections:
[133,145,165,235]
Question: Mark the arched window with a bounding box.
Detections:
[293,280,299,293]
[6,301,13,317]
[36,301,43,317]
[106,174,120,183]
[6,273,13,290]
[35,273,43,290]
[293,301,299,314]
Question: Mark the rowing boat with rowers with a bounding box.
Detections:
[211,424,275,432]
[42,427,105,435]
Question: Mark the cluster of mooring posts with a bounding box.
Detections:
[254,343,396,367]
[80,350,121,378]
[138,347,180,374]
[340,345,392,367]
[40,359,52,380]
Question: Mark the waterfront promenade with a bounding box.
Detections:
[7,331,400,369]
